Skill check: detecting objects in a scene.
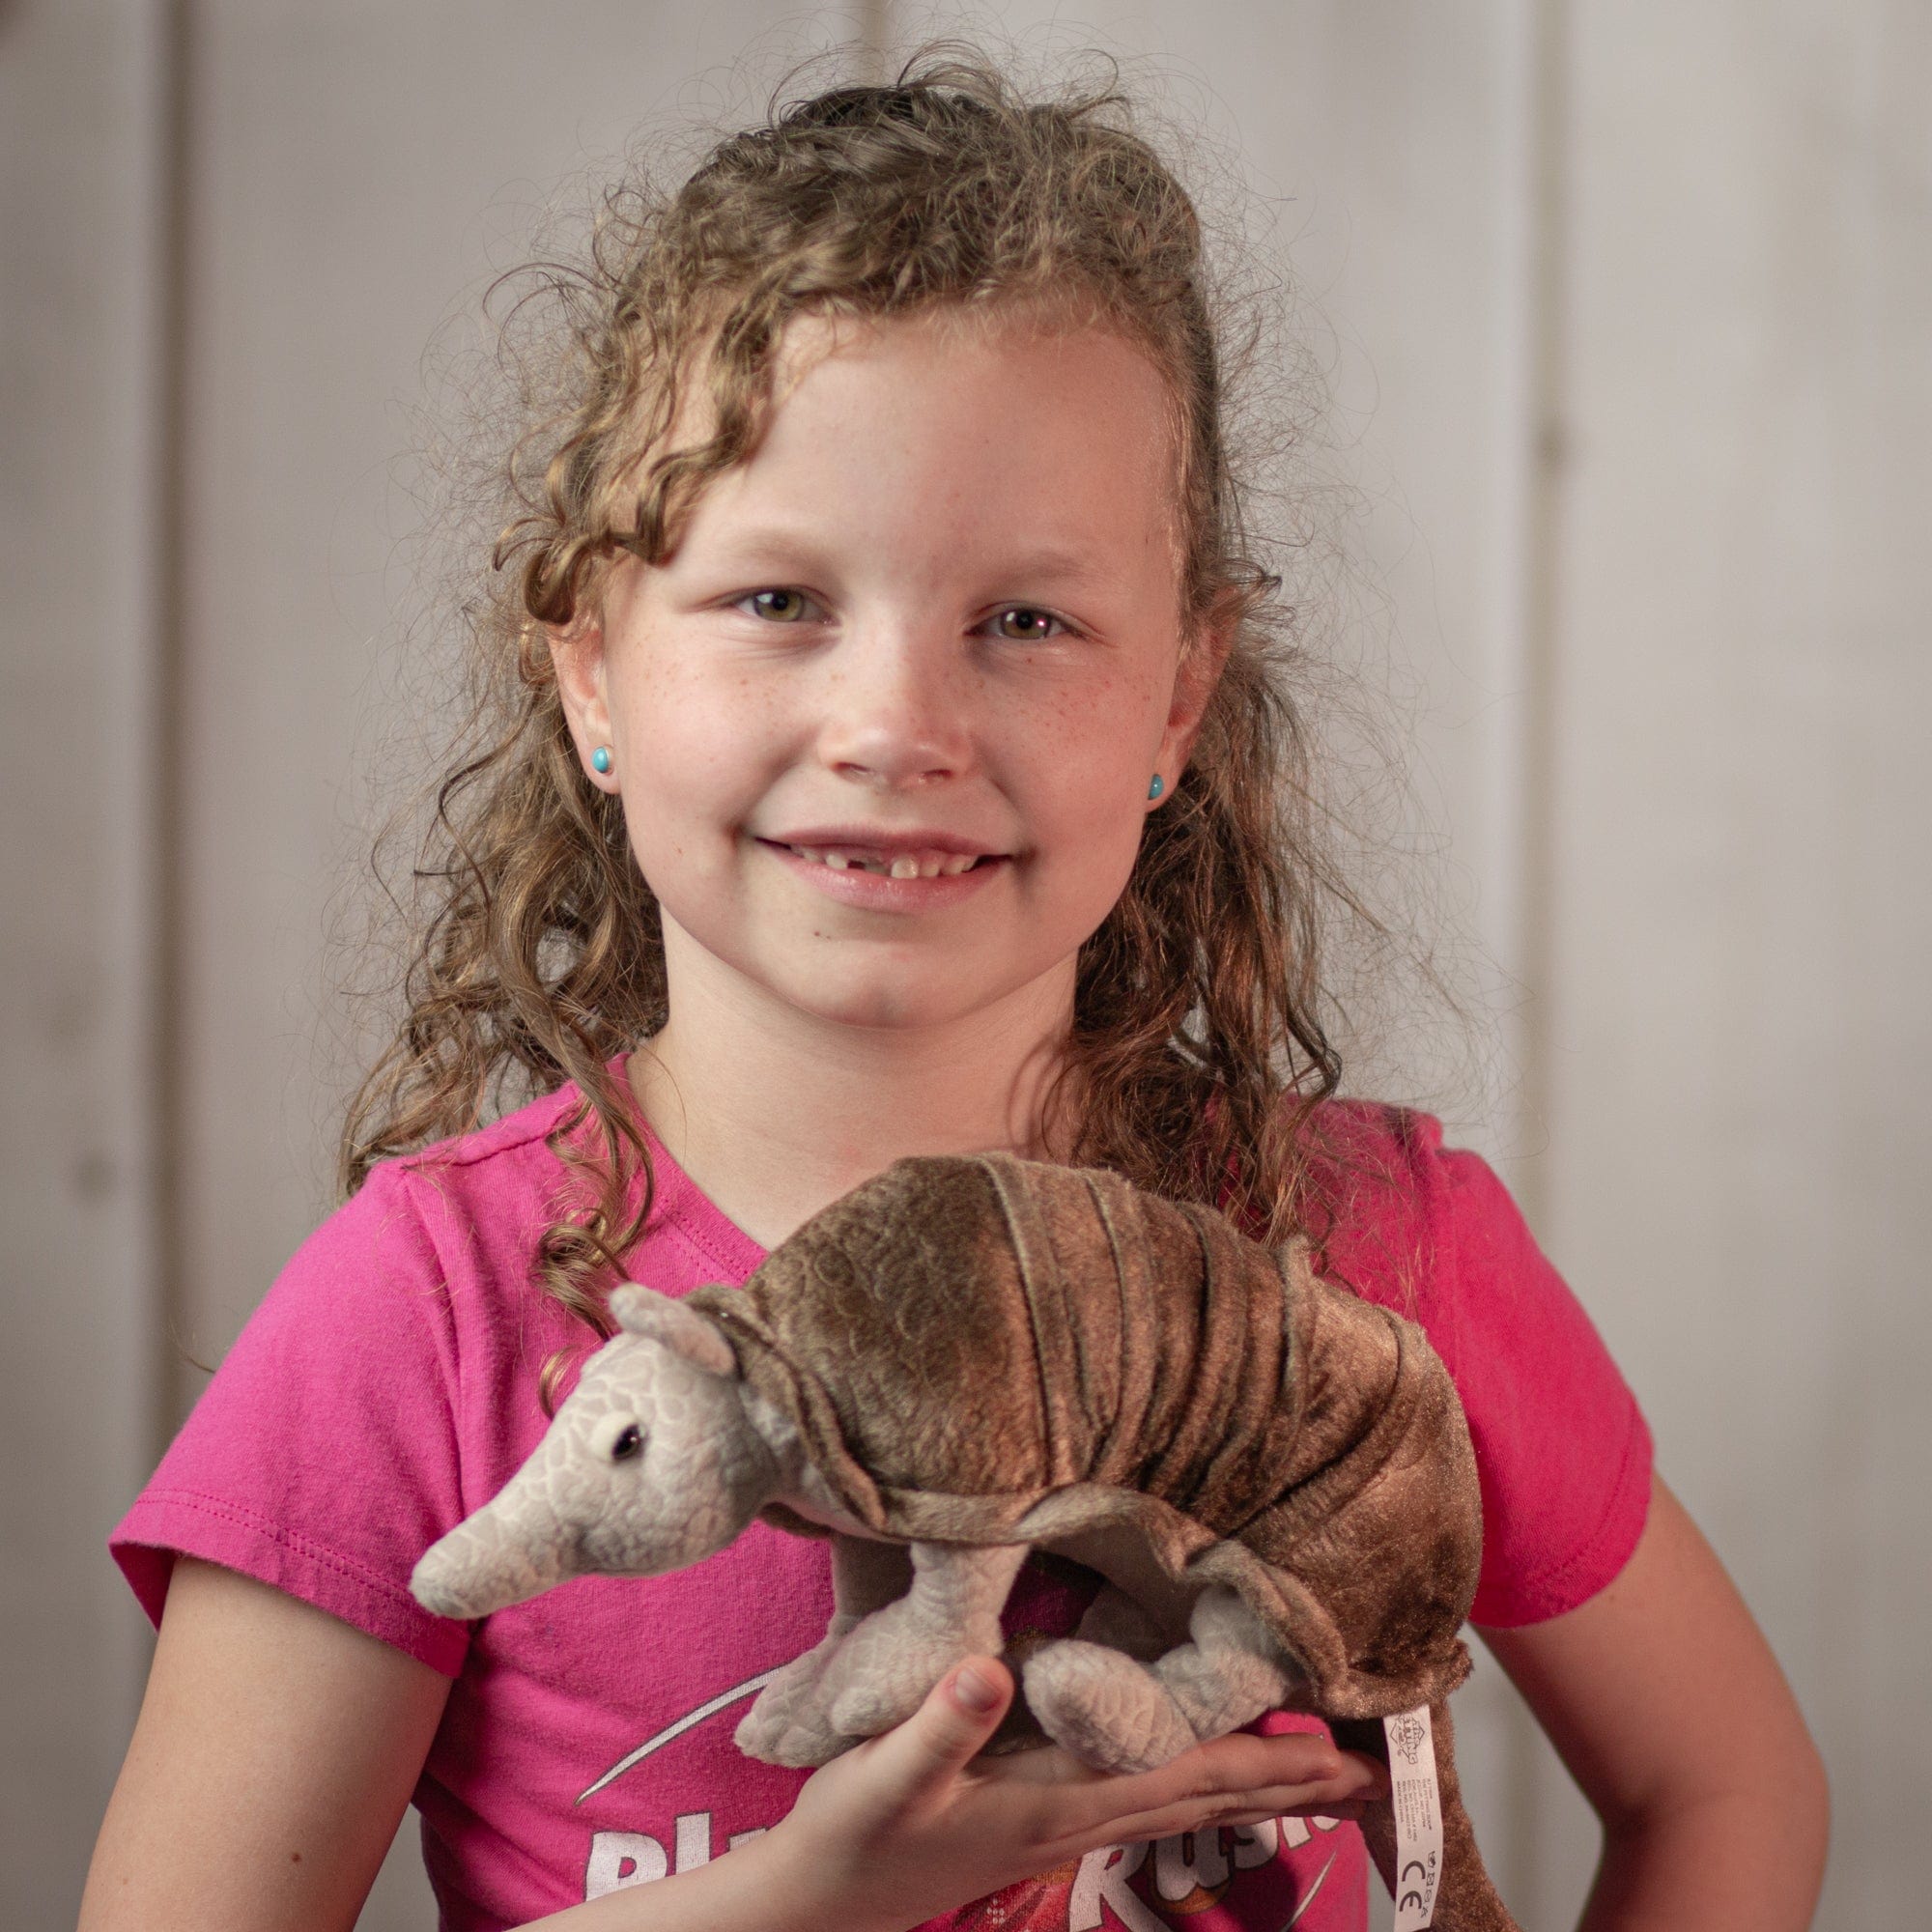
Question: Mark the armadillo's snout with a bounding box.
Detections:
[409,1533,477,1619]
[409,1512,579,1621]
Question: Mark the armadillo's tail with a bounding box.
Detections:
[1338,1698,1520,1932]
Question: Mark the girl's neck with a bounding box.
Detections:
[626,971,1078,1252]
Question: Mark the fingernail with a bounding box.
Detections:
[953,1663,1000,1712]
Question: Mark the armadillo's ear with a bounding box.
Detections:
[609,1284,738,1378]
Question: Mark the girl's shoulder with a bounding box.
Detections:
[107,1083,601,1672]
[341,1070,763,1330]
[1293,1096,1655,1625]
[385,1073,592,1184]
[342,1076,601,1264]
[1295,1093,1446,1187]
[242,1079,601,1385]
[1292,1095,1475,1274]
[1288,1093,1578,1373]
[1304,1095,1638,1325]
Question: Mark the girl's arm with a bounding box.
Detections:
[1478,1470,1830,1931]
[81,1556,1384,1932]
[78,1556,452,1931]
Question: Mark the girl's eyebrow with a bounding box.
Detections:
[699,525,833,574]
[997,546,1117,592]
[703,526,1119,592]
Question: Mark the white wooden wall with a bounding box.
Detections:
[1,2,169,1925]
[5,3,1923,1927]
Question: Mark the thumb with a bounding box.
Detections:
[895,1656,1012,1783]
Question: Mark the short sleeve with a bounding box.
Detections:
[109,1164,473,1674]
[1311,1106,1654,1627]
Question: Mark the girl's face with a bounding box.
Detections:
[554,308,1222,1041]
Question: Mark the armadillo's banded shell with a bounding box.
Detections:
[683,1151,1482,1719]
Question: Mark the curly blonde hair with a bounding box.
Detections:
[343,45,1390,1387]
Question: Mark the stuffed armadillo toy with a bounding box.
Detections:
[412,1152,1520,1932]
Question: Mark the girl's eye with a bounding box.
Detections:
[990,607,1065,642]
[730,592,1069,640]
[739,587,817,623]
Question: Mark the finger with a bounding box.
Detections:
[1049,1730,1344,1838]
[877,1656,1014,1804]
[1232,1750,1384,1824]
[1336,1748,1390,1802]
[1274,1749,1388,1806]
[1216,1739,1386,1806]
[1094,1750,1384,1848]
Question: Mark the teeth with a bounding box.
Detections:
[784,843,989,878]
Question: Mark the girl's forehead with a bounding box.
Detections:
[769,303,1169,431]
[774,299,1130,376]
[680,306,1185,569]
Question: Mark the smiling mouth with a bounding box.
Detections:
[765,841,999,879]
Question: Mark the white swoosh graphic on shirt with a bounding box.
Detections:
[578,1665,781,1804]
[1275,1848,1338,1929]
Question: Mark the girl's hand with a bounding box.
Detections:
[758,1654,1387,1932]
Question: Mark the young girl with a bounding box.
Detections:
[80,51,1827,1932]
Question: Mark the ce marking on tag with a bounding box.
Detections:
[1400,1859,1431,1914]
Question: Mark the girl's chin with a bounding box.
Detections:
[748,951,1069,1037]
[651,911,1078,1037]
[774,977,1001,1034]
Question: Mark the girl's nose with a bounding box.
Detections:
[814,621,975,792]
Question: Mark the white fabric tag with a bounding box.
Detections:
[1382,1705,1443,1930]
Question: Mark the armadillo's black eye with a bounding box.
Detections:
[592,1410,645,1462]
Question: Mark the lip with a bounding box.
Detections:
[762,827,1006,858]
[758,838,1009,909]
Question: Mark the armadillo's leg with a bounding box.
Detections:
[1021,1639,1199,1773]
[818,1541,1033,1738]
[737,1535,913,1765]
[1023,1586,1306,1775]
[1148,1585,1311,1738]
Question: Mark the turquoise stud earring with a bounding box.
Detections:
[1148,774,1164,800]
[591,746,612,775]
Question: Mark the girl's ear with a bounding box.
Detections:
[547,603,620,795]
[1157,607,1236,781]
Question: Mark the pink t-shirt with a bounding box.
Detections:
[110,1081,1651,1932]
